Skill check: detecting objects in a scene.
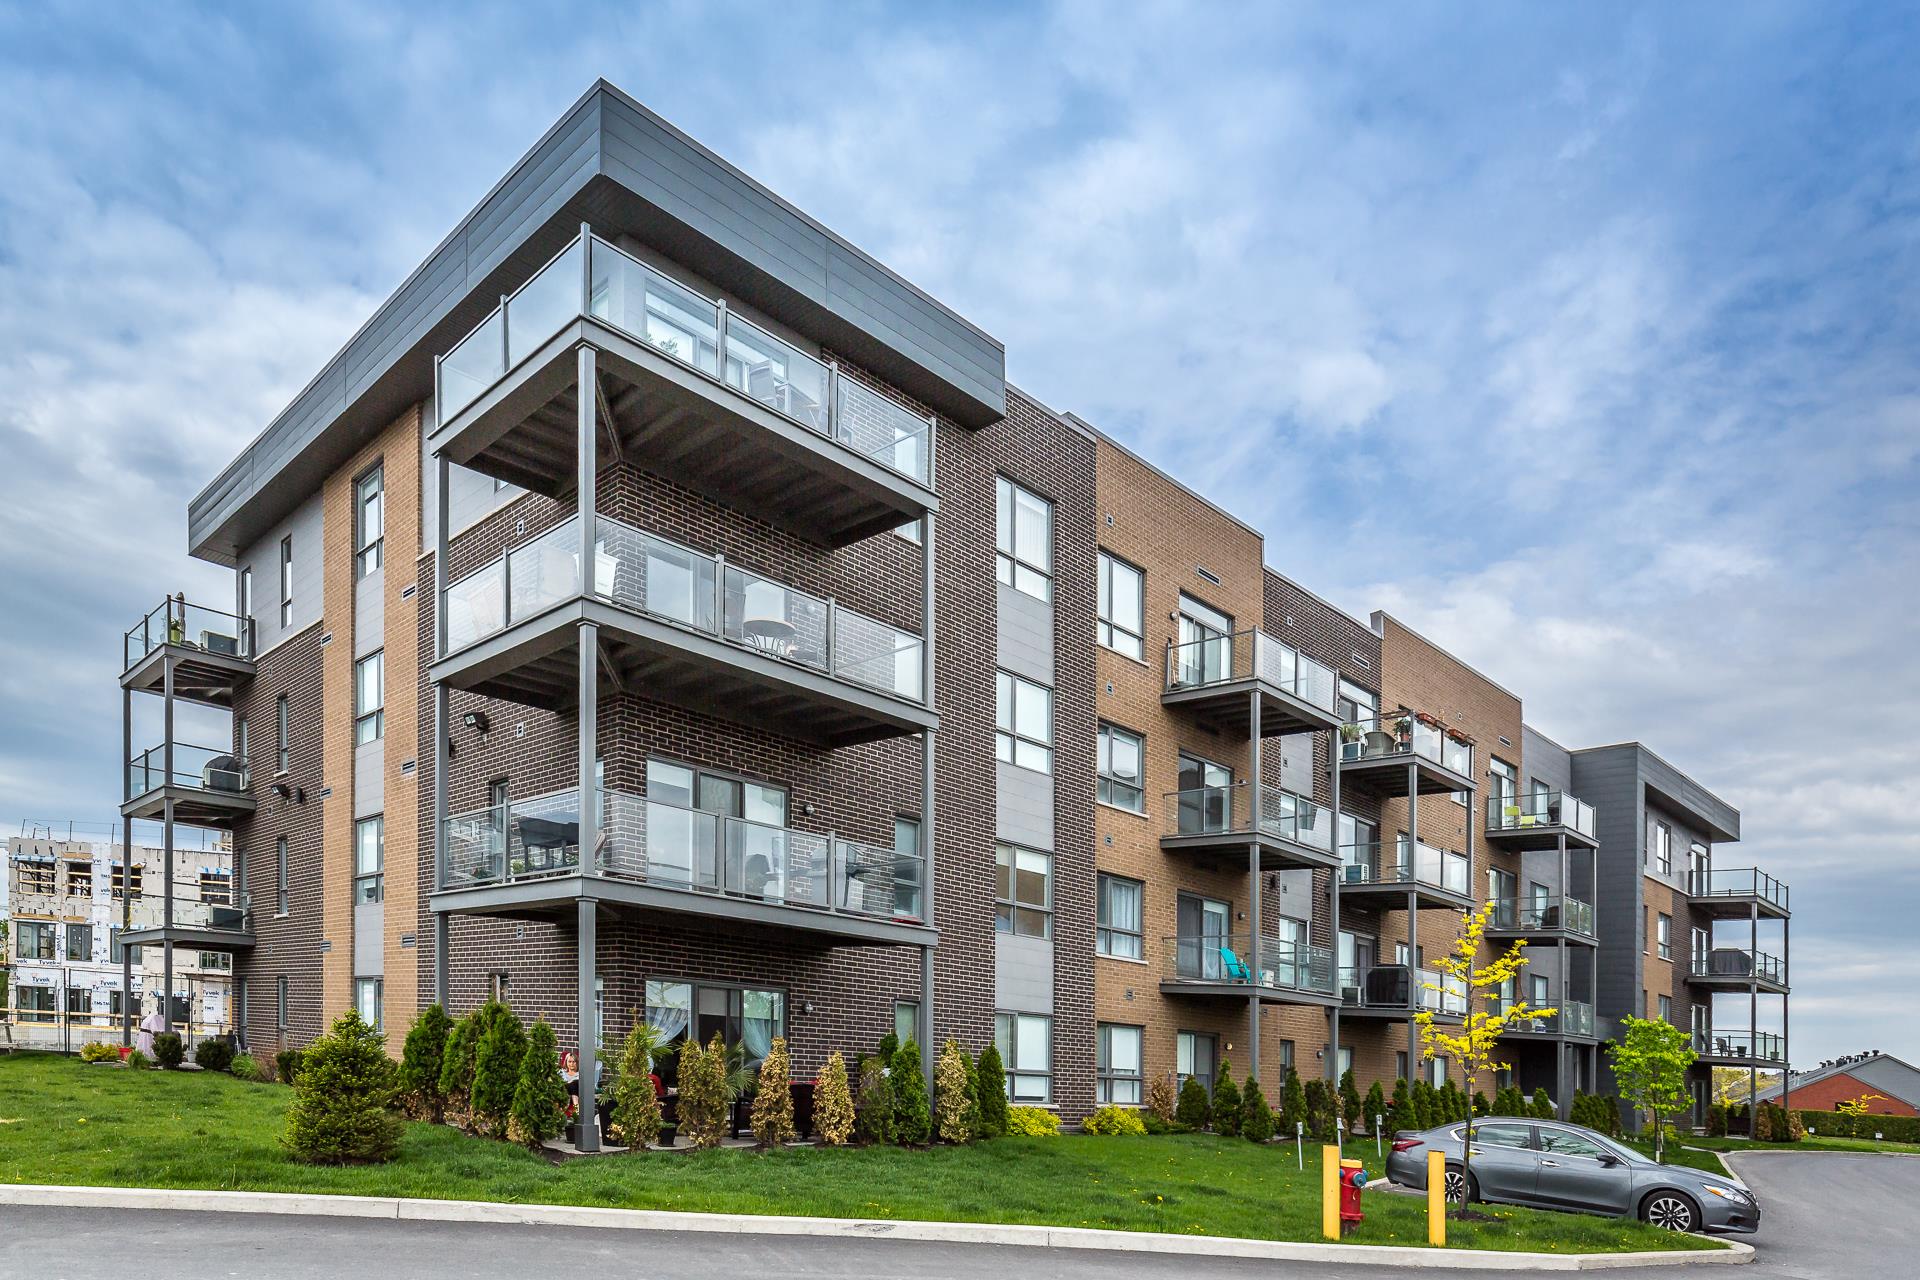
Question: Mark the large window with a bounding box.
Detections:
[65,923,92,962]
[1656,912,1672,961]
[275,695,290,773]
[995,844,1052,938]
[354,817,384,904]
[355,465,384,578]
[16,921,56,960]
[15,987,55,1023]
[1096,873,1143,960]
[645,979,786,1089]
[275,836,290,915]
[354,652,384,745]
[279,535,294,627]
[355,977,383,1032]
[1176,1030,1217,1093]
[1096,551,1144,659]
[643,759,788,888]
[995,670,1053,773]
[111,862,141,899]
[1173,595,1233,687]
[66,861,91,896]
[1097,1023,1144,1105]
[1096,723,1144,812]
[1647,816,1673,876]
[995,1011,1053,1104]
[15,859,55,895]
[1658,994,1673,1024]
[995,477,1052,601]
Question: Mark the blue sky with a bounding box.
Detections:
[1,2,1914,1069]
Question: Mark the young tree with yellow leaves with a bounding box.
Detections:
[1413,899,1555,1215]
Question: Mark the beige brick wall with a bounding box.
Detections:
[321,450,354,1019]
[380,408,422,1056]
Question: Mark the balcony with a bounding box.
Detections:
[119,895,255,953]
[434,515,933,747]
[1161,630,1341,737]
[1693,1030,1787,1066]
[1485,895,1598,944]
[1337,709,1476,796]
[1159,934,1339,1005]
[1484,791,1598,850]
[432,233,938,548]
[431,788,931,948]
[121,598,255,708]
[1688,867,1790,919]
[1158,783,1338,871]
[1689,947,1788,993]
[121,743,254,827]
[1338,964,1467,1020]
[1337,837,1473,909]
[1493,997,1597,1039]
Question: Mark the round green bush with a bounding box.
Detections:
[152,1033,185,1070]
[1082,1104,1147,1136]
[1006,1105,1060,1136]
[193,1039,236,1073]
[283,1009,402,1165]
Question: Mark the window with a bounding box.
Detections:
[894,1002,920,1046]
[16,921,56,960]
[1176,1030,1218,1093]
[279,535,294,627]
[491,972,512,1002]
[1531,973,1550,1011]
[355,465,384,578]
[356,977,383,1032]
[354,817,384,904]
[644,980,786,1086]
[199,871,232,905]
[893,817,923,921]
[1175,752,1232,835]
[275,695,290,773]
[1647,816,1672,875]
[276,976,289,1030]
[995,476,1052,600]
[354,651,384,745]
[239,565,253,624]
[1096,723,1144,811]
[66,862,92,897]
[1428,1057,1448,1087]
[1471,1123,1534,1150]
[1658,994,1673,1024]
[1689,840,1709,883]
[16,860,55,895]
[1338,1045,1353,1078]
[1096,873,1143,959]
[995,1011,1053,1104]
[65,923,92,962]
[995,844,1052,938]
[894,517,921,545]
[643,760,788,886]
[1278,1039,1296,1074]
[1539,1130,1609,1160]
[1395,1051,1409,1082]
[275,836,289,915]
[1489,757,1517,813]
[109,989,132,1017]
[995,670,1053,773]
[1657,913,1672,961]
[1096,552,1144,659]
[1097,1023,1144,1105]
[1173,595,1233,687]
[1692,926,1710,970]
[15,987,55,1023]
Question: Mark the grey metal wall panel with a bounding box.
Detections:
[353,901,383,977]
[995,584,1053,685]
[240,492,324,656]
[1522,725,1573,794]
[994,933,1054,1015]
[1272,869,1315,923]
[1571,744,1646,1035]
[1278,733,1312,795]
[995,761,1054,851]
[354,573,383,659]
[354,741,383,817]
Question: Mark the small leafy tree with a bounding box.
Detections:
[934,1040,973,1144]
[283,1009,402,1165]
[1414,900,1554,1215]
[974,1045,1009,1138]
[678,1035,730,1150]
[749,1036,797,1146]
[1145,1071,1179,1129]
[398,1003,452,1121]
[1340,1068,1364,1133]
[1242,1076,1274,1141]
[508,1020,568,1147]
[1606,1016,1696,1162]
[1175,1075,1211,1130]
[470,1002,527,1138]
[814,1051,855,1146]
[1210,1059,1243,1137]
[1837,1093,1885,1118]
[853,1054,894,1144]
[1389,1077,1416,1132]
[438,1011,481,1123]
[608,1019,664,1150]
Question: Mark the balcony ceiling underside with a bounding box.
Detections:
[1158,831,1339,873]
[1336,882,1474,912]
[117,924,255,953]
[429,872,935,949]
[1158,980,1340,1007]
[120,645,253,708]
[1483,824,1599,852]
[119,785,255,828]
[1687,973,1789,994]
[1340,1004,1464,1023]
[433,321,936,550]
[1688,894,1790,920]
[1160,681,1341,739]
[1336,754,1476,797]
[431,598,935,748]
[1694,1047,1787,1067]
[1483,924,1600,946]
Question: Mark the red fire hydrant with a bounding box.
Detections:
[1339,1159,1370,1235]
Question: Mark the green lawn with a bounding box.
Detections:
[0,1054,1715,1253]
[1688,1133,1920,1157]
[1621,1139,1731,1176]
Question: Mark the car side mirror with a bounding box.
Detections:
[1597,1154,1621,1167]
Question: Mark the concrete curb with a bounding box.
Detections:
[0,1184,1753,1270]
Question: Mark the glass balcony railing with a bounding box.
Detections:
[1491,996,1593,1036]
[1691,947,1787,985]
[1694,1030,1785,1062]
[1165,933,1335,995]
[1163,629,1337,712]
[124,598,254,670]
[1486,791,1596,840]
[435,233,935,486]
[439,789,925,926]
[1164,783,1334,852]
[125,744,250,801]
[441,515,925,702]
[1338,708,1474,778]
[157,895,254,935]
[1488,894,1596,938]
[1338,964,1468,1015]
[1338,837,1471,896]
[1689,867,1790,912]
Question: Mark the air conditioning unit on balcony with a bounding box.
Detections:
[1365,964,1411,1005]
[201,630,240,656]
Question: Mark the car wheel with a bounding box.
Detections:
[1443,1166,1476,1204]
[1640,1191,1699,1232]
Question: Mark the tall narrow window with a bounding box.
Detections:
[1096,873,1143,959]
[279,535,294,627]
[356,977,383,1032]
[277,975,289,1031]
[1096,1023,1144,1105]
[275,695,290,773]
[1096,723,1144,812]
[1096,551,1144,659]
[355,465,384,578]
[239,566,253,625]
[994,476,1052,600]
[994,670,1053,773]
[893,816,923,921]
[275,836,289,915]
[994,843,1052,938]
[354,651,385,745]
[994,1011,1053,1104]
[1657,912,1672,960]
[354,817,384,904]
[1176,1030,1217,1093]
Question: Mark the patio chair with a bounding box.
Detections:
[1219,946,1251,983]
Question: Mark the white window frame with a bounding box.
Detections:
[995,476,1052,601]
[1096,1023,1144,1106]
[354,816,384,904]
[1657,912,1672,961]
[1096,872,1144,960]
[995,670,1053,774]
[356,977,383,1032]
[1096,551,1144,660]
[355,465,384,578]
[995,843,1053,939]
[354,651,384,745]
[995,1011,1053,1105]
[275,836,289,916]
[1096,722,1145,812]
[279,535,294,627]
[275,695,290,773]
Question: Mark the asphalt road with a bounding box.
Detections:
[0,1153,1904,1279]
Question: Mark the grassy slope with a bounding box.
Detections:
[0,1055,1714,1252]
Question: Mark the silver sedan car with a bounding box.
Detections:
[1384,1117,1759,1234]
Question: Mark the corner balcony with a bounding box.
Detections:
[1688,868,1790,920]
[121,599,255,708]
[1693,1030,1786,1066]
[1336,709,1476,797]
[1484,792,1598,850]
[1689,947,1788,994]
[1495,997,1597,1040]
[434,515,933,747]
[432,233,938,549]
[431,788,932,949]
[1158,783,1338,871]
[121,743,254,828]
[1485,894,1598,945]
[119,895,255,954]
[1159,934,1339,1006]
[1338,964,1467,1021]
[1337,838,1473,910]
[1160,630,1341,737]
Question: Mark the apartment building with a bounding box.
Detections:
[122,80,1786,1133]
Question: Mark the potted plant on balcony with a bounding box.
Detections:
[1391,713,1413,744]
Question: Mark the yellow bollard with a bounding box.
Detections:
[1322,1144,1340,1240]
[1427,1149,1446,1246]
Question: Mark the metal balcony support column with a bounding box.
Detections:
[576,896,600,1152]
[161,653,176,1035]
[121,693,133,1047]
[435,911,450,1007]
[1557,934,1569,1119]
[917,504,938,1092]
[1247,688,1262,1088]
[1327,741,1342,1084]
[1748,899,1759,1111]
[1781,912,1792,1111]
[1406,759,1419,1075]
[432,448,452,1006]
